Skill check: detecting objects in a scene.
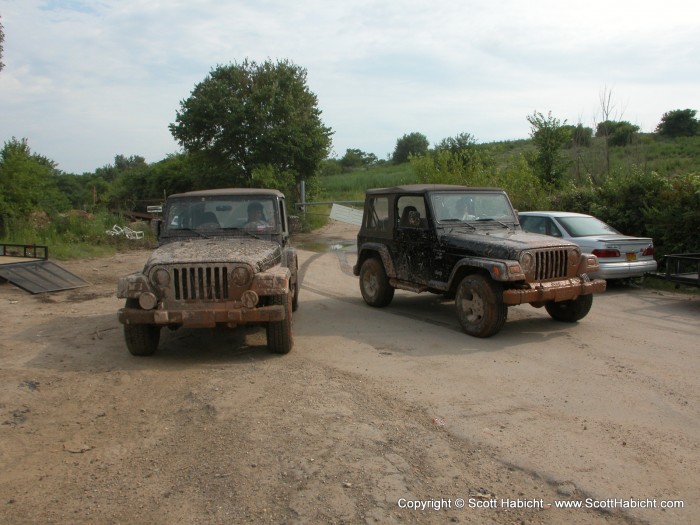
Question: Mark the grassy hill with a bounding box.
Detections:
[318,134,700,202]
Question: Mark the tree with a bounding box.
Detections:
[434,132,476,153]
[564,124,593,148]
[526,111,571,188]
[169,59,332,190]
[656,109,699,138]
[595,120,640,147]
[95,154,147,183]
[339,148,377,170]
[392,132,429,164]
[0,138,69,232]
[563,123,592,182]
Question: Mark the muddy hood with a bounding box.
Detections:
[440,229,576,260]
[145,238,282,273]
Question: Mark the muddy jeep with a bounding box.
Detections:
[117,188,298,356]
[353,185,606,337]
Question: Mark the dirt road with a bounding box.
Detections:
[1,221,698,524]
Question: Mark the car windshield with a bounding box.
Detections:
[162,196,280,236]
[556,216,620,237]
[429,192,515,223]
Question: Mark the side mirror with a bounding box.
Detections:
[150,219,162,238]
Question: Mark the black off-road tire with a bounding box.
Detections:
[455,274,507,338]
[359,257,395,307]
[267,293,293,354]
[291,268,300,312]
[123,299,161,356]
[545,294,593,323]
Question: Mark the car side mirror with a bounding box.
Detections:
[150,219,162,238]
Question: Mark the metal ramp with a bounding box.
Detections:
[0,243,90,294]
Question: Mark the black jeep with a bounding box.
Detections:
[117,188,298,355]
[353,185,606,337]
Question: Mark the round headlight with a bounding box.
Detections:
[139,292,158,310]
[231,266,252,287]
[520,252,534,271]
[153,268,170,287]
[241,290,259,309]
[568,248,581,267]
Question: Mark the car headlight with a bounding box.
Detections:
[231,266,252,287]
[152,268,171,287]
[568,248,581,267]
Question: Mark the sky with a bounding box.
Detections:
[0,0,698,174]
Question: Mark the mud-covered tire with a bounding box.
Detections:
[455,274,507,338]
[123,299,160,356]
[545,294,593,323]
[267,293,293,354]
[291,269,300,312]
[359,257,395,307]
[124,324,160,356]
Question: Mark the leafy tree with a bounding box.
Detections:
[589,167,665,238]
[595,120,640,147]
[526,111,571,187]
[434,132,477,153]
[411,148,547,210]
[392,132,429,164]
[564,124,593,148]
[339,148,377,170]
[54,173,109,210]
[645,174,700,255]
[0,138,69,233]
[320,158,342,177]
[169,59,332,189]
[95,154,147,183]
[655,109,699,138]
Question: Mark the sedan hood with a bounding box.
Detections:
[440,228,576,259]
[145,237,282,273]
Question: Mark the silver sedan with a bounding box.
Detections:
[518,211,657,280]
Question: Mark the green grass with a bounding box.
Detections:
[317,163,416,201]
[1,213,155,260]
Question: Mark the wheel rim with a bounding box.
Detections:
[363,270,378,299]
[459,289,484,322]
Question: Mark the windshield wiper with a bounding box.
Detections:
[475,218,512,228]
[170,228,211,239]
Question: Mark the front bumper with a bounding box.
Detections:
[118,303,285,328]
[502,277,606,306]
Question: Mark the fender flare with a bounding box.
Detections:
[356,243,396,278]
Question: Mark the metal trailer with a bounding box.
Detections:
[649,253,700,288]
[0,243,89,293]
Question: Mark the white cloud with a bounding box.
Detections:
[0,0,699,172]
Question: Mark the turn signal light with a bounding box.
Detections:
[592,249,620,258]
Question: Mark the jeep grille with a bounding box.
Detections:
[172,266,229,300]
[533,248,569,280]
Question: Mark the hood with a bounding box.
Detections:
[145,237,282,273]
[440,228,576,259]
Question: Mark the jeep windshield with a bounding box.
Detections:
[429,192,516,225]
[161,195,281,238]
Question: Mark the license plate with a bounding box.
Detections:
[626,252,637,262]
